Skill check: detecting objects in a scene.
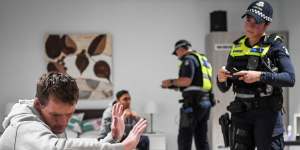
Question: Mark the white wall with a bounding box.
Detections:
[0,0,285,149]
[280,0,300,130]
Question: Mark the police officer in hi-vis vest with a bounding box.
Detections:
[162,40,214,150]
[217,1,295,150]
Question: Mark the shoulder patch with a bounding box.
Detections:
[184,60,190,66]
[283,46,290,56]
[265,33,284,45]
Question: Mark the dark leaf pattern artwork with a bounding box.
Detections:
[62,35,77,55]
[88,34,107,56]
[94,60,110,80]
[44,33,113,100]
[45,35,63,59]
[47,62,67,73]
[76,50,89,74]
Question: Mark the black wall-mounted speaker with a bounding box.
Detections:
[210,10,227,32]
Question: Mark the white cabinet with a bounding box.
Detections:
[144,133,166,150]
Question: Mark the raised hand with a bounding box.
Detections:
[111,103,125,140]
[217,66,232,82]
[122,119,147,150]
[161,79,173,88]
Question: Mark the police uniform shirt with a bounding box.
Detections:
[179,53,203,91]
[216,35,295,137]
[217,35,295,92]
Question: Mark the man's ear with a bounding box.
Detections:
[34,98,43,111]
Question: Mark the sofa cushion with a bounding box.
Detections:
[67,113,85,133]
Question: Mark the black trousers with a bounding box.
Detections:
[231,109,284,150]
[177,91,211,150]
[137,135,150,150]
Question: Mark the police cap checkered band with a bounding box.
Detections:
[242,0,273,24]
[246,8,272,22]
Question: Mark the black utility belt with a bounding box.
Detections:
[235,92,273,99]
[180,91,210,104]
[228,93,283,113]
[182,91,209,97]
[228,98,270,113]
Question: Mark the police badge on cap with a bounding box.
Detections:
[242,0,273,24]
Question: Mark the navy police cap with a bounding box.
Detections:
[173,40,191,55]
[242,0,273,24]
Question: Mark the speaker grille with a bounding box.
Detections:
[210,11,227,32]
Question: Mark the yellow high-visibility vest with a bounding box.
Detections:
[230,36,270,58]
[189,51,213,91]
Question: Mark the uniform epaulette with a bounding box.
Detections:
[263,33,284,46]
[190,50,205,56]
[233,35,246,45]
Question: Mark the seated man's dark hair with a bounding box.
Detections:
[116,90,129,100]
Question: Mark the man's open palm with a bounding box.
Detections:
[111,103,125,140]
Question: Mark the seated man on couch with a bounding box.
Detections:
[0,72,147,150]
[99,90,150,150]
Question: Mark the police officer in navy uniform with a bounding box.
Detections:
[161,40,213,150]
[217,1,295,150]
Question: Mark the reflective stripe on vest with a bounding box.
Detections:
[230,36,270,58]
[190,52,213,91]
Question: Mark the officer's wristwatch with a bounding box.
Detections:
[260,72,266,81]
